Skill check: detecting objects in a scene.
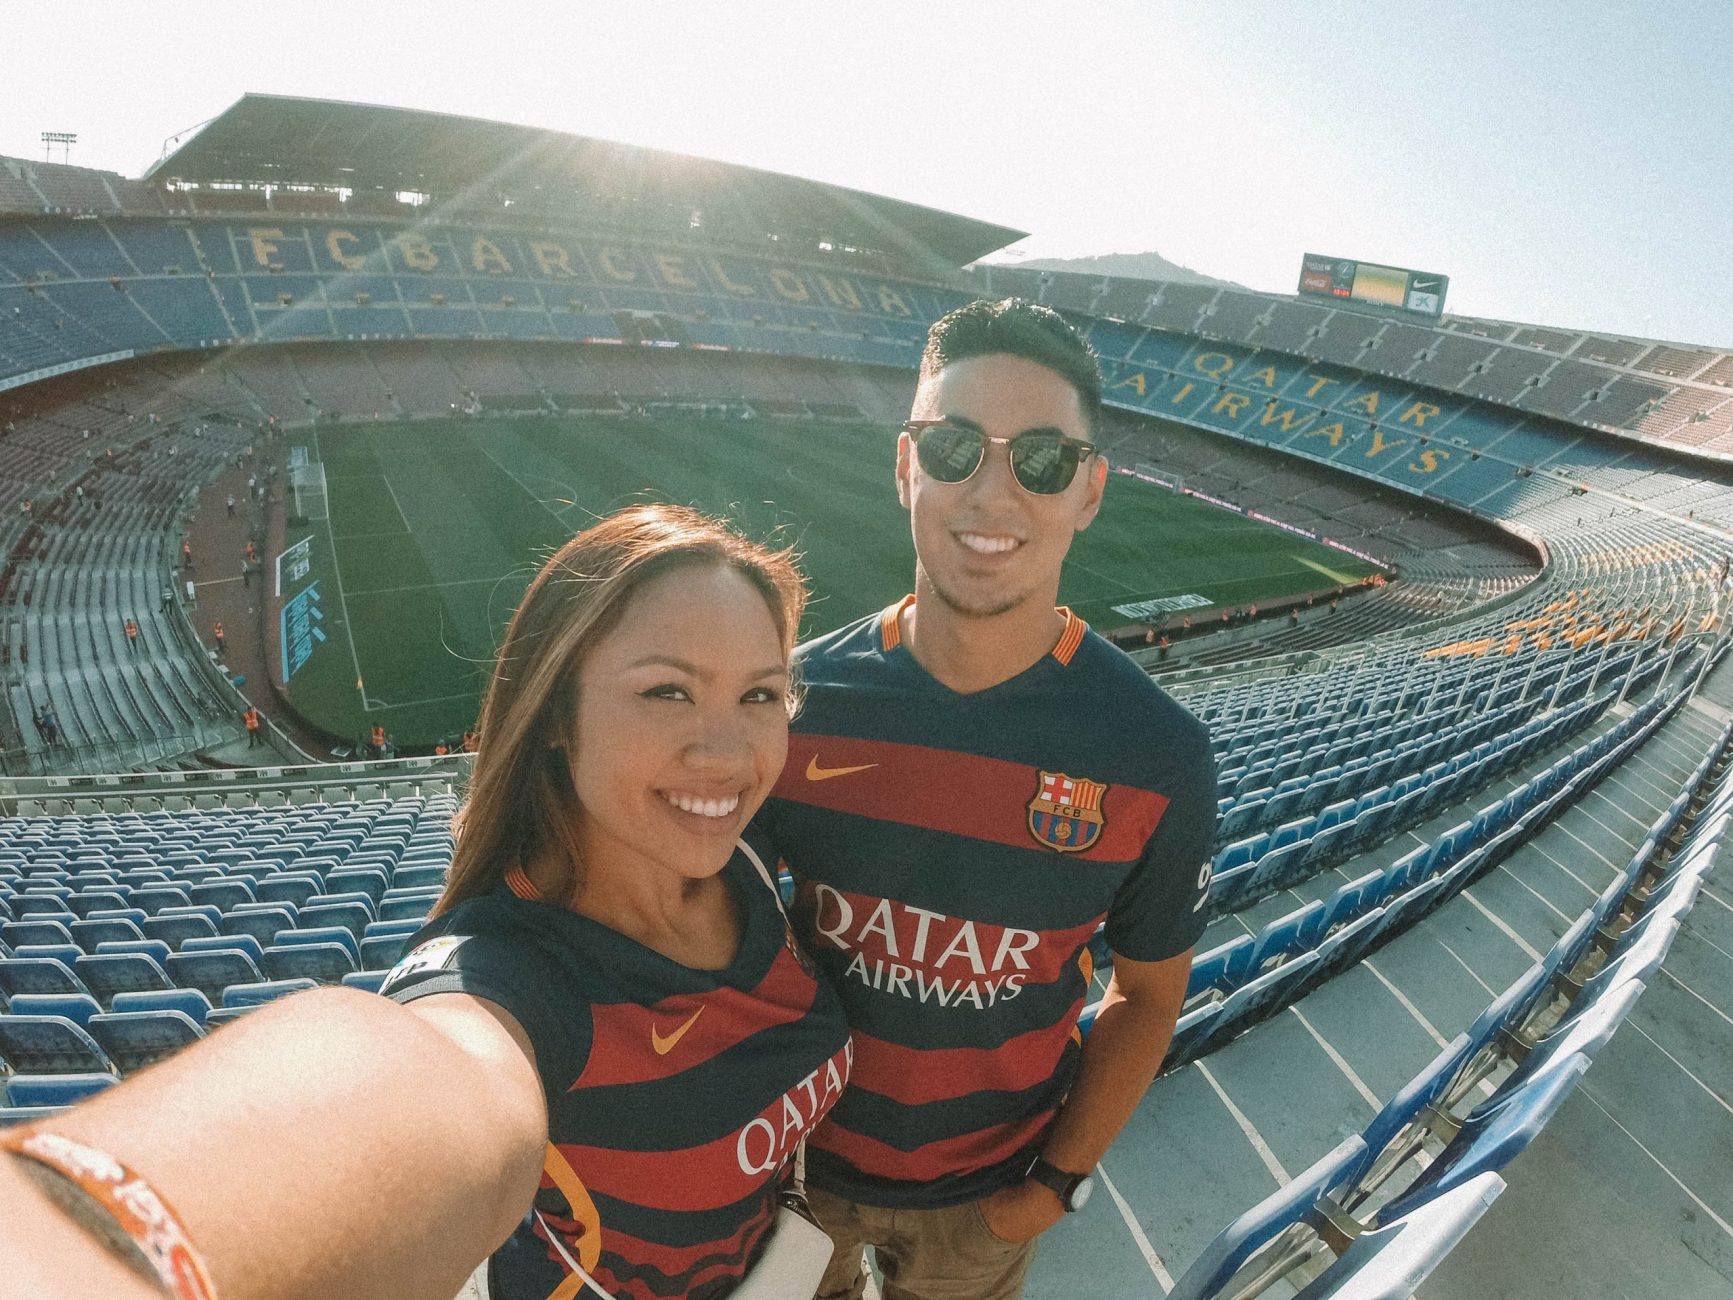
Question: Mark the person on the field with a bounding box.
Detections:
[0,505,851,1300]
[759,299,1214,1300]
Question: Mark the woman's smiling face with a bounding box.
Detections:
[565,561,791,885]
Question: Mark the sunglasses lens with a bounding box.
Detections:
[1009,435,1079,495]
[915,424,984,483]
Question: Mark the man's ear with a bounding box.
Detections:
[1074,453,1108,533]
[895,432,914,510]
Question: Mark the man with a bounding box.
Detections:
[243,705,262,748]
[761,299,1214,1300]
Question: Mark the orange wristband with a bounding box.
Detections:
[2,1130,218,1300]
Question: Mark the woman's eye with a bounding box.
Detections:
[744,687,785,705]
[642,684,691,702]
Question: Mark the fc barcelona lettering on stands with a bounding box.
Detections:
[242,224,915,316]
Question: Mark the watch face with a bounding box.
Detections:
[1068,1176,1094,1211]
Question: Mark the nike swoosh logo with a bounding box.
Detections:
[651,1006,704,1056]
[806,756,879,782]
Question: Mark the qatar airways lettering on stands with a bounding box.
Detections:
[809,883,1041,1009]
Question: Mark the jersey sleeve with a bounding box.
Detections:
[382,912,592,1102]
[1103,721,1217,963]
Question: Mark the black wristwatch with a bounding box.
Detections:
[1024,1156,1095,1212]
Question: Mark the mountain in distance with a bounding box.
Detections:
[1009,250,1244,290]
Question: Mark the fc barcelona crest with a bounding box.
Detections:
[1027,770,1109,853]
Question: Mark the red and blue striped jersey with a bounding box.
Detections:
[384,841,853,1300]
[758,600,1214,1209]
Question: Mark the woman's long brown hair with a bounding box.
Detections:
[432,503,805,918]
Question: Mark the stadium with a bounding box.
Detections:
[1,92,1730,1298]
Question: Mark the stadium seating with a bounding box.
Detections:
[1,169,1730,1300]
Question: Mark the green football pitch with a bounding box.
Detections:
[280,416,1378,745]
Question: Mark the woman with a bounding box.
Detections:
[2,504,852,1300]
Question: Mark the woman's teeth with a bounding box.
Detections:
[662,791,740,818]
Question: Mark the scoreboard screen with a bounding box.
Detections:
[1297,253,1448,320]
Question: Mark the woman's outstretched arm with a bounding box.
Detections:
[3,985,547,1300]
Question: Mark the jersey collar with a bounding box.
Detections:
[878,595,1088,666]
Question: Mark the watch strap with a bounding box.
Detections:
[1025,1156,1092,1210]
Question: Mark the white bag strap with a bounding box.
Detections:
[534,1210,616,1300]
[736,836,788,919]
[736,837,809,1196]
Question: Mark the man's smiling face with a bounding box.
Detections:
[897,352,1106,620]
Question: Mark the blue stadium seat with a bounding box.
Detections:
[1206,863,1257,913]
[204,1005,262,1028]
[378,891,440,922]
[1500,978,1646,1098]
[1,919,75,949]
[1291,1171,1505,1300]
[181,933,268,967]
[1166,1136,1370,1300]
[299,901,374,937]
[276,925,360,964]
[0,957,90,1000]
[1165,953,1323,1070]
[4,1073,117,1107]
[220,907,296,948]
[85,907,149,928]
[188,880,257,911]
[1322,870,1384,933]
[360,932,411,971]
[111,988,213,1024]
[263,943,358,984]
[87,1011,205,1074]
[9,897,73,918]
[69,917,146,953]
[1301,907,1389,993]
[1248,901,1328,976]
[0,1014,116,1074]
[141,913,221,949]
[75,953,176,1006]
[1376,1055,1590,1225]
[255,876,322,909]
[165,950,266,1004]
[94,939,175,965]
[130,886,194,914]
[13,943,85,972]
[391,865,447,891]
[6,992,103,1028]
[221,978,317,1009]
[326,868,389,904]
[341,969,390,994]
[66,891,130,918]
[0,1104,71,1127]
[1185,934,1256,1003]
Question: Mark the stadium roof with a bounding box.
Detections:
[145,94,1025,267]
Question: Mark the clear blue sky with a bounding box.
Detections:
[5,1,1729,345]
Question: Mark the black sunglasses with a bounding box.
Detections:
[902,420,1097,496]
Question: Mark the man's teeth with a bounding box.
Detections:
[662,792,740,818]
[957,532,1018,554]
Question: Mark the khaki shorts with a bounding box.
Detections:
[808,1184,1039,1300]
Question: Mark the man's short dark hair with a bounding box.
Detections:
[919,298,1102,431]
